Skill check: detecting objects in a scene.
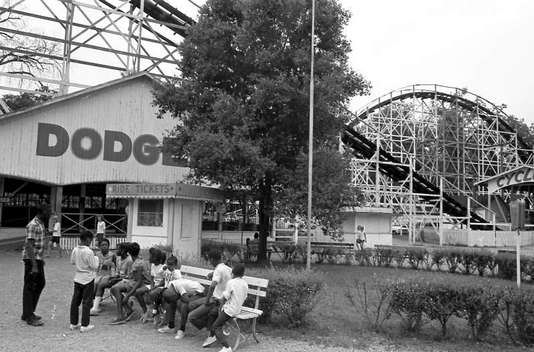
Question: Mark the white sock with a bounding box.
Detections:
[93,296,102,310]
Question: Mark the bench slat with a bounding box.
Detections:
[243,275,269,288]
[236,306,263,320]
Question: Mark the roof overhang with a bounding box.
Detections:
[106,183,226,202]
[475,166,534,194]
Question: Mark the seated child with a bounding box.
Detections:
[136,247,166,322]
[90,241,130,315]
[69,230,99,333]
[109,242,151,324]
[146,255,181,325]
[210,263,248,352]
[158,277,205,340]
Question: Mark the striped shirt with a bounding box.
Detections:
[22,217,45,260]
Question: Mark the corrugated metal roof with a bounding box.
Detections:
[0,72,159,123]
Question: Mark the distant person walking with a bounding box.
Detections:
[21,207,47,326]
[355,225,367,251]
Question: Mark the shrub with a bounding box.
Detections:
[422,283,461,337]
[375,247,395,267]
[495,253,517,280]
[405,247,427,270]
[248,267,324,327]
[456,284,500,340]
[461,252,476,275]
[442,249,462,273]
[473,250,494,276]
[498,287,534,345]
[430,249,446,271]
[354,248,373,266]
[345,277,393,331]
[390,280,427,332]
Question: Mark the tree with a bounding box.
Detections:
[0,2,60,88]
[154,0,370,261]
[1,85,56,112]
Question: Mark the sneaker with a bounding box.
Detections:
[89,308,101,316]
[80,325,95,333]
[109,317,127,325]
[158,326,176,334]
[32,314,42,321]
[202,335,217,347]
[69,324,81,330]
[218,347,232,352]
[174,330,185,340]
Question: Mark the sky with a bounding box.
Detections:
[8,0,534,122]
[342,0,534,121]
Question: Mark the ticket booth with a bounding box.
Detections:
[106,183,225,258]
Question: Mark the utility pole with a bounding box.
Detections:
[306,0,316,271]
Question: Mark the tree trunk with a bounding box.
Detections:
[257,183,272,264]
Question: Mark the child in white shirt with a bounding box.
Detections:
[69,230,99,332]
[210,263,248,352]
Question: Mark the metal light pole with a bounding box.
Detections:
[306,0,316,271]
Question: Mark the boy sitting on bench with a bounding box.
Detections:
[158,277,205,340]
[109,242,151,324]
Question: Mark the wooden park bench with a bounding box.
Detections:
[180,265,269,350]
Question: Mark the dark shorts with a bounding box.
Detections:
[51,237,60,244]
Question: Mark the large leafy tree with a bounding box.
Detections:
[154,0,370,260]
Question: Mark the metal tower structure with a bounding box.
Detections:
[0,0,198,97]
[342,84,534,241]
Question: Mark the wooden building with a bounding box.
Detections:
[0,73,221,257]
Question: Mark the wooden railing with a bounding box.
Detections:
[60,233,128,251]
[61,213,127,234]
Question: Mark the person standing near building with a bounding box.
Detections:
[354,225,367,251]
[96,215,106,245]
[50,215,62,257]
[21,207,47,326]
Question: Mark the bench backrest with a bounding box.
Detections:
[180,265,269,310]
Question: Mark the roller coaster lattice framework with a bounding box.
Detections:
[342,84,534,239]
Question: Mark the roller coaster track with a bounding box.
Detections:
[342,127,488,225]
[342,84,532,225]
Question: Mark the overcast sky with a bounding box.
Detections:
[343,0,534,121]
[14,0,534,123]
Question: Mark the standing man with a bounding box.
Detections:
[21,207,47,326]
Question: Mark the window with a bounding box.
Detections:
[137,199,164,227]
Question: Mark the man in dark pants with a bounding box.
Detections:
[21,207,47,326]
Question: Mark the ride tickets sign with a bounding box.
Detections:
[486,166,534,194]
[35,123,184,167]
[107,183,176,197]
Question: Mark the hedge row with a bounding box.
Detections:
[347,279,534,344]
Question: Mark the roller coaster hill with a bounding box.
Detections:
[342,84,534,246]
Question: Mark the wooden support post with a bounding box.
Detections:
[50,186,63,216]
[79,184,86,232]
[439,178,443,247]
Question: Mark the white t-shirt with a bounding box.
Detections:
[52,222,61,237]
[170,278,204,295]
[163,269,182,288]
[151,264,165,287]
[97,221,106,234]
[71,245,99,285]
[212,263,232,300]
[222,277,248,317]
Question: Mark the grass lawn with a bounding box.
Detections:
[254,262,534,352]
[1,247,532,352]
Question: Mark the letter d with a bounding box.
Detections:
[36,123,69,157]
